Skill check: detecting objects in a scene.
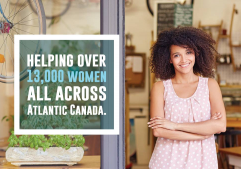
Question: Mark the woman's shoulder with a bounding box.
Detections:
[199,76,217,85]
[151,79,171,95]
[200,77,220,93]
[152,80,167,94]
[207,77,219,89]
[152,81,164,90]
[152,78,171,87]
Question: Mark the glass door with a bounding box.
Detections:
[100,0,125,169]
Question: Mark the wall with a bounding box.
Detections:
[126,0,241,107]
[193,0,241,84]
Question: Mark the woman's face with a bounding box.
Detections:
[169,45,195,74]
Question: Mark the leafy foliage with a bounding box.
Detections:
[8,131,85,151]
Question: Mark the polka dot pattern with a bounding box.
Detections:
[149,76,218,169]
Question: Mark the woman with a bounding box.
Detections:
[148,27,226,169]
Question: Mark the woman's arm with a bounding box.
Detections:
[153,127,209,140]
[150,78,226,135]
[150,81,208,140]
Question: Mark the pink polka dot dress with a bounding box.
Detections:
[149,76,218,169]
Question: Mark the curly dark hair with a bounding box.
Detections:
[150,26,218,80]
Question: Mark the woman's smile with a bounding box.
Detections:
[179,62,190,68]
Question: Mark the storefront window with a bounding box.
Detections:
[0,0,124,168]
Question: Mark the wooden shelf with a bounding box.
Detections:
[200,5,239,72]
[219,147,241,157]
[216,5,238,72]
[216,62,232,65]
[220,85,241,89]
[225,105,241,112]
[199,24,221,28]
[232,44,241,47]
[219,34,230,38]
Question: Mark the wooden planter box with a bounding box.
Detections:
[6,147,84,166]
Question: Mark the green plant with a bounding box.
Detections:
[8,131,85,151]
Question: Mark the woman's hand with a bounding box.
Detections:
[211,112,222,120]
[211,112,223,134]
[147,117,177,131]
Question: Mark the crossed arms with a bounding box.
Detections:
[149,78,226,141]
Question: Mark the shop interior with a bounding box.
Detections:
[0,0,240,169]
[125,0,241,169]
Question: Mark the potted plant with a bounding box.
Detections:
[6,131,85,166]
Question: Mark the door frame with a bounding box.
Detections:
[100,0,125,168]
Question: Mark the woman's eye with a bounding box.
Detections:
[174,54,179,57]
[187,51,192,54]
